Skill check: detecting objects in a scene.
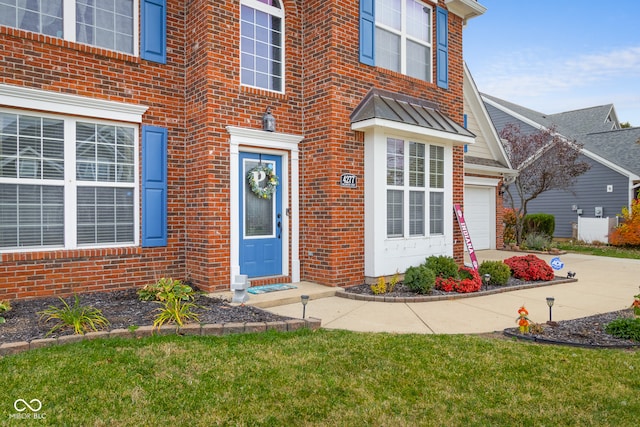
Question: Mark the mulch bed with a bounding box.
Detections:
[0,288,292,344]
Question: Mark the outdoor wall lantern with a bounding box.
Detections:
[546,297,555,322]
[301,295,309,319]
[498,183,506,196]
[262,107,276,132]
[482,273,491,291]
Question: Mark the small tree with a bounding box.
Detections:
[610,199,640,246]
[500,124,590,245]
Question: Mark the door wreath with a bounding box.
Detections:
[247,164,279,199]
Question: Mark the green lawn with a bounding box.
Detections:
[3,330,639,426]
[555,242,640,260]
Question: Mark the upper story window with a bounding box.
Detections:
[0,0,135,55]
[240,0,284,92]
[375,0,432,82]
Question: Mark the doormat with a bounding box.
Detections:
[247,284,298,294]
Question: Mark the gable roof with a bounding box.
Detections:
[350,88,475,143]
[482,94,620,138]
[547,105,618,136]
[463,64,515,176]
[580,127,640,177]
[481,93,640,182]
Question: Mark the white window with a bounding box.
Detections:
[386,137,443,238]
[375,0,432,81]
[0,0,136,55]
[429,145,444,234]
[0,110,137,250]
[240,0,284,92]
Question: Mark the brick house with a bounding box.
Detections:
[0,0,488,300]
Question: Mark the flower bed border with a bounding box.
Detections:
[0,318,321,357]
[502,328,640,349]
[337,277,577,303]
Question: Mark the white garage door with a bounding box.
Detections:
[463,186,494,250]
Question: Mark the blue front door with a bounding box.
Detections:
[239,152,283,277]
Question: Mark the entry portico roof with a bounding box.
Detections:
[350,88,475,144]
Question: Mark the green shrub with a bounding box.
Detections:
[370,277,387,295]
[424,256,459,279]
[38,295,110,336]
[0,300,11,324]
[138,277,195,302]
[523,213,555,237]
[478,260,511,286]
[524,232,552,251]
[153,295,200,329]
[605,317,640,342]
[404,266,436,294]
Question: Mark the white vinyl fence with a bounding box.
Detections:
[577,217,618,244]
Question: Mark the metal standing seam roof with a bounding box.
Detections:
[350,88,475,138]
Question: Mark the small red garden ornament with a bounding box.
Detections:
[516,305,531,334]
[632,292,640,317]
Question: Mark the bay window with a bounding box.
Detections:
[386,137,444,238]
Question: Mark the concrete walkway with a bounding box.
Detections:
[235,250,640,334]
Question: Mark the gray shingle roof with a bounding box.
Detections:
[351,88,474,138]
[481,94,616,138]
[580,127,640,177]
[547,105,616,136]
[481,93,640,179]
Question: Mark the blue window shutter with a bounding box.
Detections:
[359,0,375,66]
[142,126,168,247]
[463,114,468,152]
[141,0,166,64]
[436,7,449,89]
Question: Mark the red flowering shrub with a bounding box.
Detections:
[435,266,482,293]
[435,276,456,292]
[503,254,554,281]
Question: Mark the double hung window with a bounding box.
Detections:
[375,0,431,81]
[0,0,135,55]
[386,137,444,238]
[0,111,137,250]
[240,0,284,92]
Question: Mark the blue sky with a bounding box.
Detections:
[463,0,640,125]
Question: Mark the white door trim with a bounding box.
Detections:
[227,126,303,286]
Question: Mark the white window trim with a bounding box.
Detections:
[239,0,286,93]
[0,87,145,253]
[0,84,148,123]
[226,126,303,286]
[375,0,433,81]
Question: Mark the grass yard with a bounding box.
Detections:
[555,242,640,260]
[3,330,639,426]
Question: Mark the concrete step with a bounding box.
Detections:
[209,281,339,309]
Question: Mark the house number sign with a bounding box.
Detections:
[340,173,357,188]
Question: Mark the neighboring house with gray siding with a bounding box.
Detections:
[482,94,640,239]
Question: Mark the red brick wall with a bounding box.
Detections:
[300,0,466,285]
[0,2,187,300]
[0,0,467,299]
